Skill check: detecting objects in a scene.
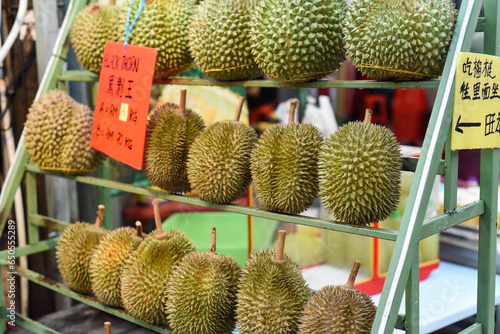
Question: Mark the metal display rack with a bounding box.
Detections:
[0,0,498,332]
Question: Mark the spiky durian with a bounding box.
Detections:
[188,0,261,80]
[187,97,258,204]
[24,90,105,174]
[298,261,376,334]
[120,200,195,325]
[144,90,205,193]
[252,101,322,213]
[166,227,242,334]
[343,0,456,80]
[116,0,195,79]
[318,109,402,226]
[250,0,347,82]
[89,222,145,307]
[236,231,312,334]
[56,205,108,294]
[70,4,120,73]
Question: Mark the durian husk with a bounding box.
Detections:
[89,225,144,307]
[188,0,261,80]
[24,90,105,175]
[343,0,457,80]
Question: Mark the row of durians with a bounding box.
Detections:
[23,89,402,227]
[145,90,402,226]
[71,0,457,82]
[56,201,376,333]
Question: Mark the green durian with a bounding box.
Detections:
[89,222,145,307]
[24,90,105,174]
[236,231,312,334]
[56,205,108,294]
[318,109,402,226]
[144,90,205,193]
[252,101,322,213]
[298,261,376,334]
[343,0,456,80]
[166,227,242,334]
[116,0,195,79]
[187,98,258,204]
[70,4,120,73]
[250,0,347,82]
[121,200,196,325]
[188,0,261,80]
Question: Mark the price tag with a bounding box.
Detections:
[91,41,157,169]
[452,52,500,150]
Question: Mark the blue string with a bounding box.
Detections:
[124,0,146,49]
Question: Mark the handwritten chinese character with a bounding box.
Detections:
[483,60,496,79]
[472,82,481,100]
[460,82,471,100]
[491,83,500,99]
[116,77,124,98]
[485,113,496,136]
[482,83,491,99]
[125,80,134,99]
[463,57,472,75]
[473,58,482,78]
[107,75,114,95]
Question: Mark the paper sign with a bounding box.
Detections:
[91,41,157,169]
[452,52,500,150]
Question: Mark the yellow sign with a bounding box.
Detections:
[452,52,500,150]
[119,102,129,122]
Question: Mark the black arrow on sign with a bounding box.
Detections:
[455,115,481,134]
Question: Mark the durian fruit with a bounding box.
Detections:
[236,230,312,334]
[143,89,205,193]
[89,221,145,307]
[188,0,261,80]
[298,261,376,334]
[121,199,196,325]
[318,109,402,226]
[56,205,109,294]
[116,0,195,79]
[250,0,347,82]
[166,227,242,334]
[24,90,105,175]
[252,101,322,213]
[70,3,120,73]
[187,97,258,204]
[343,0,456,80]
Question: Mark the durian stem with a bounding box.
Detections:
[288,100,298,125]
[276,230,286,261]
[135,221,143,238]
[363,108,373,125]
[95,205,105,228]
[345,261,361,289]
[104,322,111,334]
[208,226,216,253]
[179,89,187,117]
[152,199,165,236]
[234,97,245,121]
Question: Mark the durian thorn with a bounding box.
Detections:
[179,89,187,118]
[152,199,166,236]
[95,205,105,228]
[364,109,373,125]
[276,230,286,261]
[104,322,111,334]
[345,261,361,289]
[109,0,116,5]
[234,97,245,122]
[208,226,216,254]
[288,100,298,125]
[135,221,143,238]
